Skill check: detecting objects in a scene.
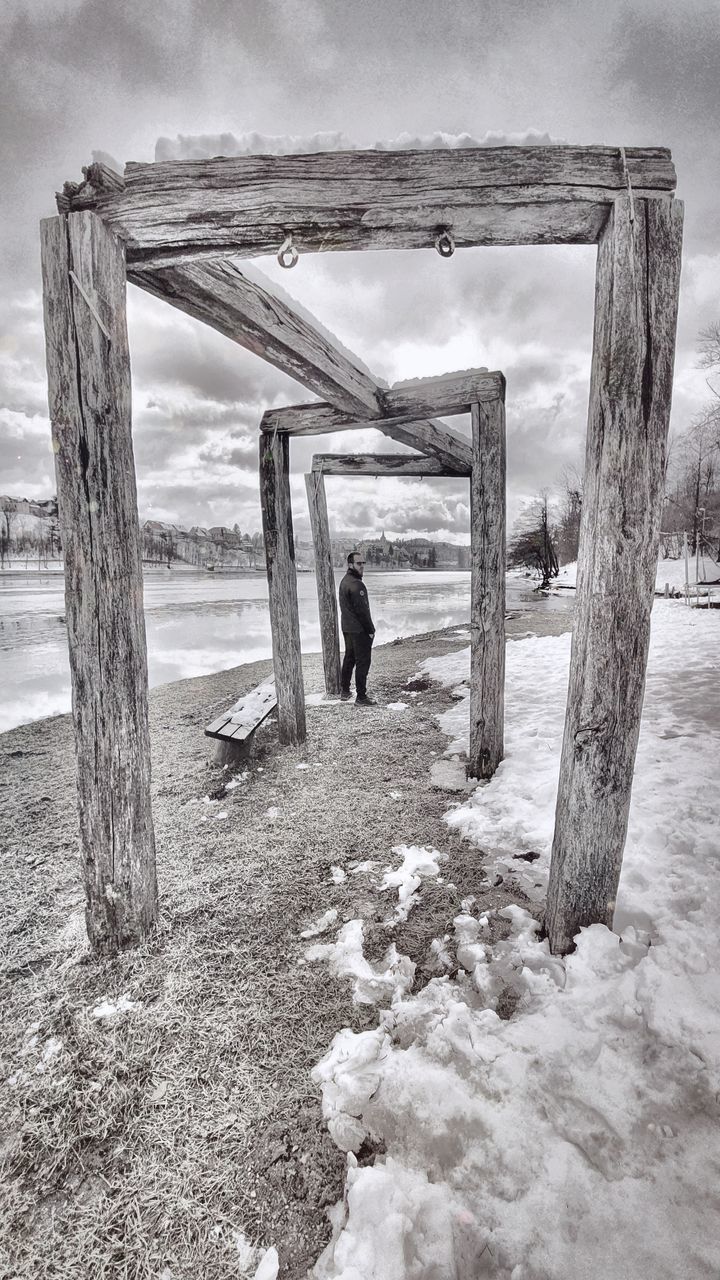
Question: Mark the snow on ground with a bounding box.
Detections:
[310,601,720,1279]
[554,554,720,593]
[380,845,447,923]
[305,920,415,1008]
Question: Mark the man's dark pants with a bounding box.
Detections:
[341,631,373,698]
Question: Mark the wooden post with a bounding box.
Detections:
[305,472,341,695]
[469,398,506,779]
[40,211,157,955]
[259,432,306,743]
[545,196,684,955]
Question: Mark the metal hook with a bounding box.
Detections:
[434,227,455,258]
[277,233,299,269]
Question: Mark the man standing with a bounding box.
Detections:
[339,551,376,705]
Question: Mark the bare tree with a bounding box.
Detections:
[697,321,720,450]
[665,418,720,552]
[0,499,15,567]
[508,492,559,588]
[556,465,583,565]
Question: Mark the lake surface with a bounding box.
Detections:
[0,568,571,733]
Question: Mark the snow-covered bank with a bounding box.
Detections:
[552,553,720,594]
[311,602,720,1279]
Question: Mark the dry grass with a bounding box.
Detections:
[0,612,571,1279]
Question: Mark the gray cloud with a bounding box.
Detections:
[1,0,717,538]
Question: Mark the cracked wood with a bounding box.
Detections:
[468,400,506,780]
[305,472,341,695]
[59,148,676,264]
[40,210,157,955]
[545,195,684,955]
[311,454,464,476]
[259,431,306,744]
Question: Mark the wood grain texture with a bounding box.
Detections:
[263,406,474,470]
[545,196,684,956]
[262,370,502,429]
[468,400,506,780]
[312,454,463,476]
[259,432,306,743]
[40,211,157,956]
[130,259,382,417]
[305,473,342,695]
[61,148,676,262]
[263,406,473,471]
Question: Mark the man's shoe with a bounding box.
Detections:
[340,689,352,701]
[355,695,376,706]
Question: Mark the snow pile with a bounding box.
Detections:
[233,1233,279,1280]
[312,602,720,1279]
[300,908,338,939]
[155,129,560,163]
[305,919,414,1006]
[380,845,447,922]
[422,633,568,887]
[91,994,140,1020]
[312,1027,388,1153]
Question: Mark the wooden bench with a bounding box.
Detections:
[205,676,277,763]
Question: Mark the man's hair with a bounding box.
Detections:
[347,551,360,566]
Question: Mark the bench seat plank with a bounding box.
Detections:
[205,677,277,741]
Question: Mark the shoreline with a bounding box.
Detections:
[0,608,573,744]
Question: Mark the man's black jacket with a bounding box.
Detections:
[339,567,375,636]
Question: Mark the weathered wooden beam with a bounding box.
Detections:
[259,432,306,744]
[468,400,506,780]
[129,259,382,418]
[262,370,502,472]
[263,371,502,433]
[39,210,157,956]
[60,148,676,263]
[545,196,684,956]
[305,473,342,695]
[265,406,473,471]
[312,453,466,477]
[265,406,473,474]
[56,161,125,214]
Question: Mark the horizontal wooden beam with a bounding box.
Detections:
[312,453,469,477]
[265,403,472,472]
[59,148,676,264]
[262,369,502,473]
[129,259,382,417]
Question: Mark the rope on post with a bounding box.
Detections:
[69,271,112,341]
[277,234,299,269]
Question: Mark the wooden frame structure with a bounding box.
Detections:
[42,145,683,956]
[301,387,506,790]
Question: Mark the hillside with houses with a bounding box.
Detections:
[0,497,471,573]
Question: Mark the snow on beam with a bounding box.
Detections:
[58,148,677,264]
[129,258,383,419]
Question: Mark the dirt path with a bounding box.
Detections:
[0,609,571,1279]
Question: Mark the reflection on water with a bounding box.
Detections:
[0,568,571,733]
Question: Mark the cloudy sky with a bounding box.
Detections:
[2,0,719,543]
